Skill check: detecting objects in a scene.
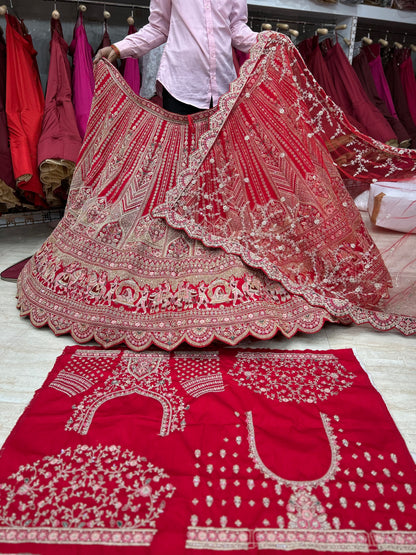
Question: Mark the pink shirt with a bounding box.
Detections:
[113,0,257,109]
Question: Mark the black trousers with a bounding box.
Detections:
[162,87,212,115]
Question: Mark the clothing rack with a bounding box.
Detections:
[41,0,149,10]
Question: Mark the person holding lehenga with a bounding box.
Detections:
[17,1,416,350]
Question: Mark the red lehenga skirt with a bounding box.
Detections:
[17,32,416,350]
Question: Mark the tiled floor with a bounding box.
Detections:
[1,219,415,460]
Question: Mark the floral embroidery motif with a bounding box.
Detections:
[0,444,175,546]
[230,352,356,403]
[65,352,188,436]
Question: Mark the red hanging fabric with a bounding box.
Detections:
[5,14,45,206]
[37,17,82,207]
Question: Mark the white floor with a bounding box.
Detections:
[0,220,415,461]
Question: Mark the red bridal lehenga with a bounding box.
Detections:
[17,32,416,350]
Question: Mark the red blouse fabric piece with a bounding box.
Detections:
[0,346,415,554]
[120,24,141,96]
[5,14,45,206]
[37,17,82,206]
[69,12,94,139]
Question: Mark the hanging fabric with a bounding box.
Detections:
[17,32,416,352]
[37,17,82,207]
[139,43,164,103]
[0,24,18,210]
[370,43,416,145]
[298,35,364,132]
[398,46,416,128]
[352,49,411,147]
[319,38,397,144]
[69,10,94,139]
[5,14,45,207]
[120,23,141,96]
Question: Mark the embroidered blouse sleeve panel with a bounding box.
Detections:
[229,0,258,53]
[113,0,171,59]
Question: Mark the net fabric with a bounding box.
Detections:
[155,31,416,333]
[16,32,416,350]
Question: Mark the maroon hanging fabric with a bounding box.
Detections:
[5,14,45,206]
[352,49,410,147]
[398,47,416,128]
[298,36,365,132]
[320,39,397,144]
[383,46,416,143]
[37,17,82,206]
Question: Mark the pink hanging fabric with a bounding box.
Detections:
[364,44,398,118]
[37,17,82,206]
[69,11,94,139]
[121,24,141,96]
[5,14,45,206]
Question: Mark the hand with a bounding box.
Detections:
[94,46,119,64]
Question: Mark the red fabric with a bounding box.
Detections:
[0,346,415,553]
[17,33,416,351]
[0,26,14,190]
[5,14,45,206]
[37,18,82,170]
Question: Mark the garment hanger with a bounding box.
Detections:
[378,33,389,47]
[127,7,134,26]
[316,27,329,36]
[261,23,272,31]
[51,0,60,19]
[276,22,289,31]
[361,29,373,45]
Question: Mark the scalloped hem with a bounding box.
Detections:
[17,293,340,352]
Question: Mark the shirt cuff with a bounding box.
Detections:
[110,44,121,57]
